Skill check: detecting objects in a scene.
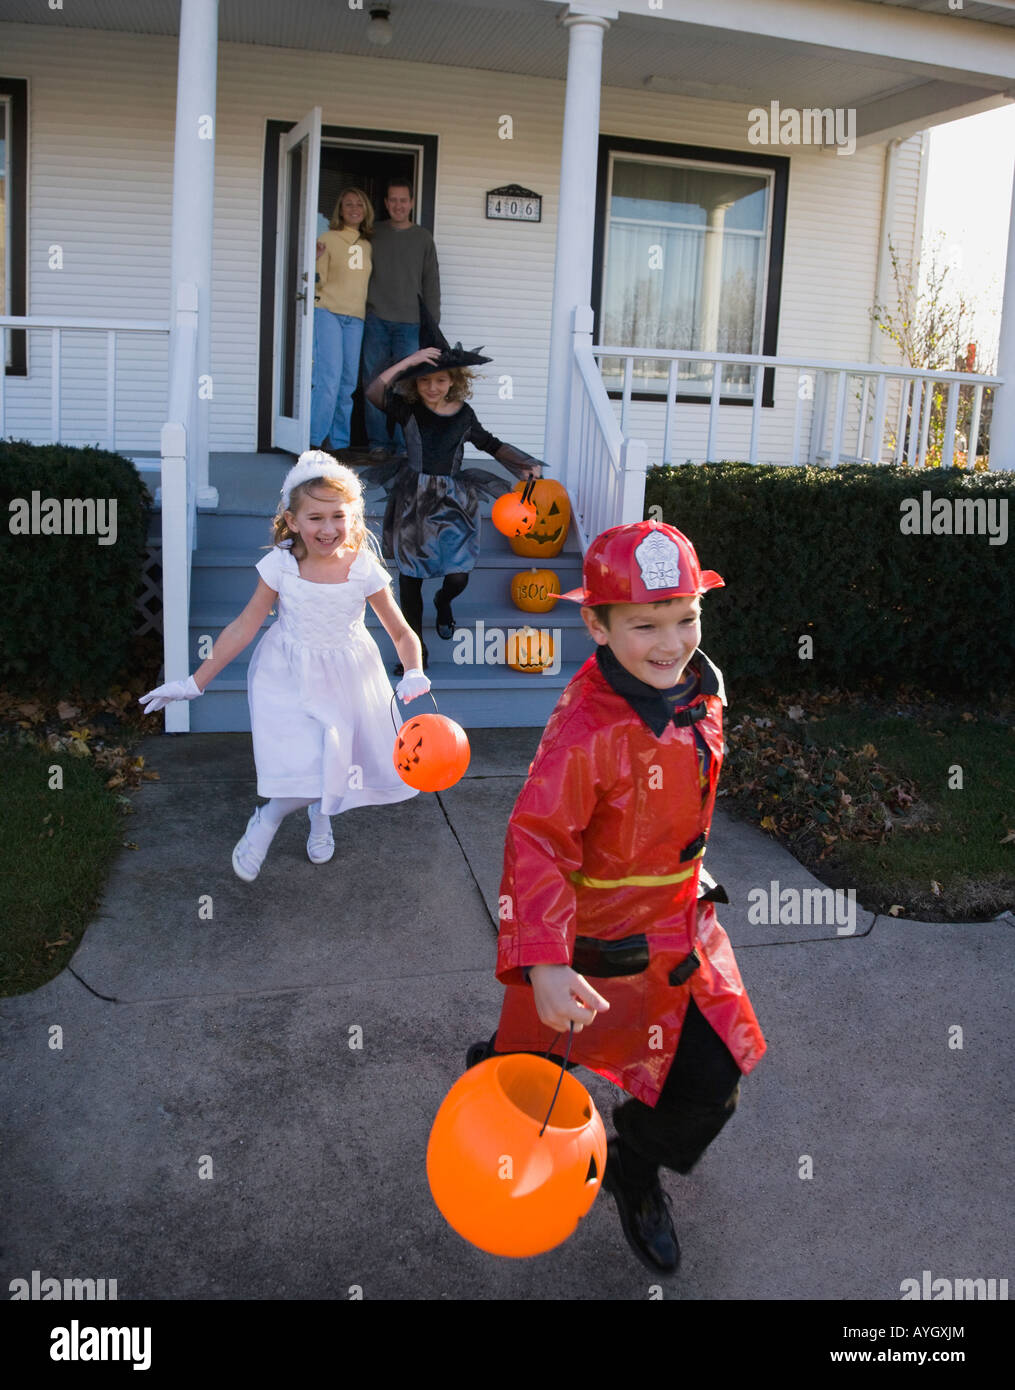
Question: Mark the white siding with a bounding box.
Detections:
[1,22,926,464]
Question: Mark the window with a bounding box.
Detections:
[593,137,788,403]
[1,78,28,375]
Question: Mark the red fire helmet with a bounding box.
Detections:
[561,520,725,606]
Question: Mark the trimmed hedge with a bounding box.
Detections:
[644,463,1014,695]
[1,442,152,696]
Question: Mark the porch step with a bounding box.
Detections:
[188,658,587,731]
[180,473,587,730]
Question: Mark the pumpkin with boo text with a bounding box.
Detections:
[510,569,560,614]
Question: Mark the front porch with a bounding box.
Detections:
[5,0,1015,729]
[168,450,587,730]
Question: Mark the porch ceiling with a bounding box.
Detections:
[3,0,1014,141]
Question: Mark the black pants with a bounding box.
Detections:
[484,996,741,1182]
[398,572,469,643]
[613,996,742,1181]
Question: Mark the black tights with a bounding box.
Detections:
[399,573,469,641]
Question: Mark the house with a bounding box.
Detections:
[2,0,1013,729]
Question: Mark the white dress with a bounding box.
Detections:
[247,543,418,815]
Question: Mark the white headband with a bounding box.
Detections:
[280,451,360,510]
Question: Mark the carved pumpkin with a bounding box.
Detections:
[393,713,471,791]
[510,568,560,614]
[491,491,537,539]
[507,479,571,559]
[506,626,555,674]
[427,1053,607,1257]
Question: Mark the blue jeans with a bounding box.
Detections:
[311,309,365,448]
[361,313,420,450]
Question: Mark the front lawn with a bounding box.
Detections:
[721,688,1015,922]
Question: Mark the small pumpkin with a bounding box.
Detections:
[506,625,555,674]
[507,479,571,559]
[511,568,560,614]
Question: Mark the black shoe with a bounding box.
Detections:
[602,1139,681,1274]
[465,1039,492,1070]
[434,595,456,640]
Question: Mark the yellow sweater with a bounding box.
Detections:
[314,226,372,318]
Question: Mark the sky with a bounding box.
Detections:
[922,103,1015,370]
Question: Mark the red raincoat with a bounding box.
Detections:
[495,650,766,1107]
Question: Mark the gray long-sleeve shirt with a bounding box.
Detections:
[366,221,441,324]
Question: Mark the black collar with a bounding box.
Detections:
[596,644,726,737]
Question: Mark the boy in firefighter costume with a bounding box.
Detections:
[483,520,766,1275]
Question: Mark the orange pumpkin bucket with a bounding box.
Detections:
[426,1049,607,1257]
[390,694,471,792]
[491,487,538,539]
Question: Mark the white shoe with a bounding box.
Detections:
[232,806,278,882]
[307,802,335,865]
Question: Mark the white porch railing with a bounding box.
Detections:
[594,344,1001,471]
[0,314,169,449]
[160,283,200,734]
[567,306,648,551]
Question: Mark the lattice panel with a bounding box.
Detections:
[135,544,164,636]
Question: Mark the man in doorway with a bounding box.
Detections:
[361,180,441,460]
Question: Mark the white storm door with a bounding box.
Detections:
[272,107,322,453]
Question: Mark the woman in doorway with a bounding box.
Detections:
[310,187,374,454]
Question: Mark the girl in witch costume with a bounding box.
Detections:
[365,300,543,674]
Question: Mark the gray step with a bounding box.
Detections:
[190,546,582,607]
[189,659,588,731]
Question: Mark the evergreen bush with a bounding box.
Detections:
[644,462,1013,695]
[1,442,152,696]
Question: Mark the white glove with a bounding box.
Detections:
[139,675,203,713]
[395,668,431,703]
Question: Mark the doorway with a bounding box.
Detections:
[260,121,439,455]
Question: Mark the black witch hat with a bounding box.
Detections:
[394,297,493,383]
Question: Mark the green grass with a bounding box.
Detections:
[802,712,1013,919]
[725,696,1015,921]
[0,738,128,996]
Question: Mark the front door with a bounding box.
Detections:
[271,107,321,453]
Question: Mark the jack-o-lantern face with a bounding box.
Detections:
[393,714,471,791]
[506,626,555,674]
[507,480,571,559]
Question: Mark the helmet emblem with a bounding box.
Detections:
[635,530,684,590]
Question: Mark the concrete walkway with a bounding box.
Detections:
[1,729,1010,1302]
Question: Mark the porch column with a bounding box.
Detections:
[988,168,1015,470]
[544,4,617,489]
[169,0,219,506]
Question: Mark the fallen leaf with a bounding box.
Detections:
[887,904,905,916]
[122,841,139,850]
[787,705,805,721]
[57,702,81,721]
[760,816,778,832]
[1000,829,1015,845]
[930,880,943,896]
[961,712,975,722]
[860,743,878,759]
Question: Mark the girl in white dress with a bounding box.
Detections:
[140,453,431,881]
